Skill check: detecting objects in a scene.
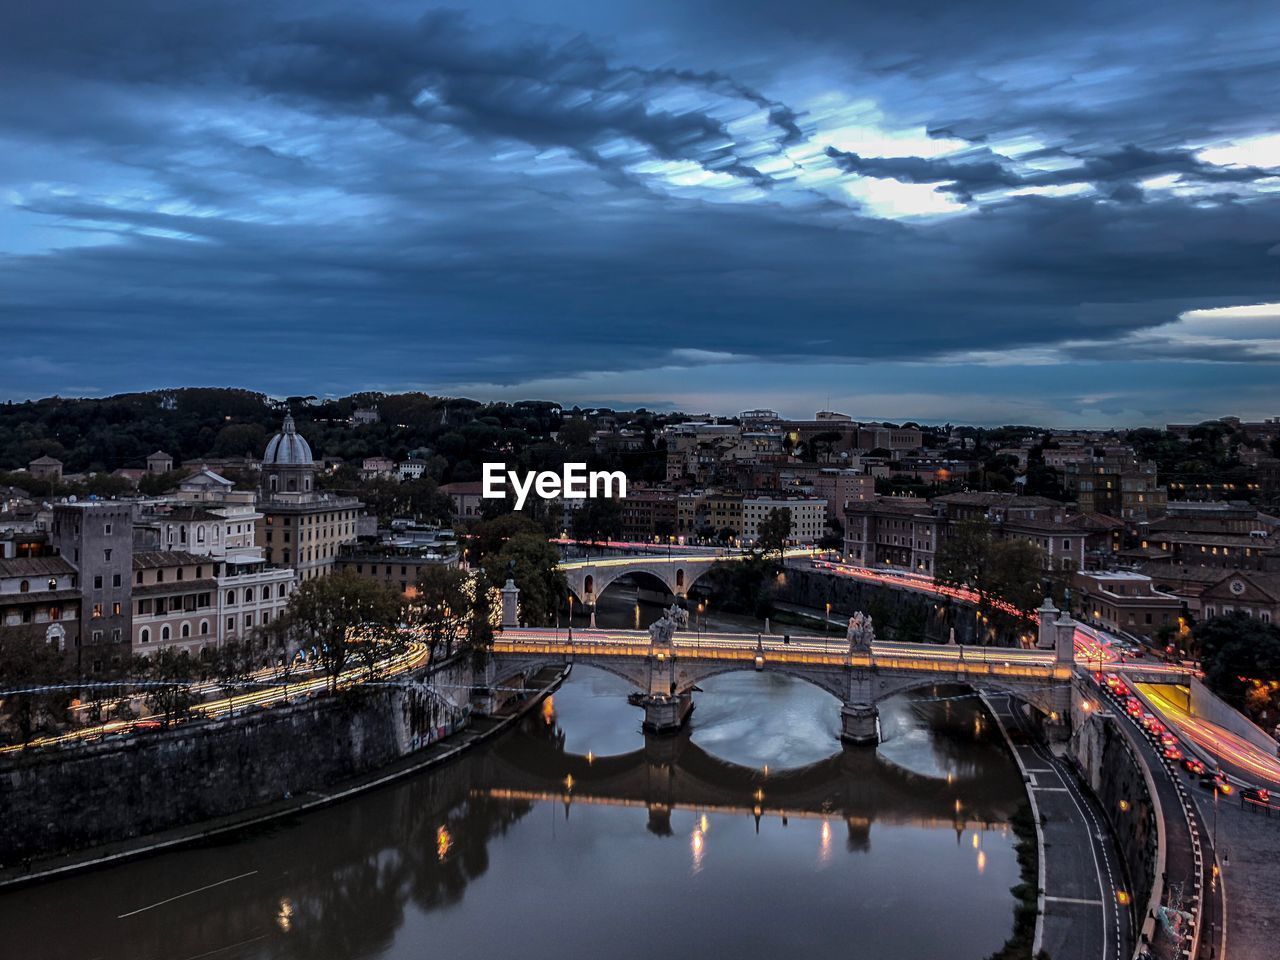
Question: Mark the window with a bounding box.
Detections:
[181,622,190,638]
[140,627,150,643]
[161,625,171,641]
[104,549,112,561]
[94,575,103,589]
[278,583,287,598]
[177,568,184,581]
[112,602,121,616]
[227,617,235,633]
[245,587,254,602]
[113,573,121,588]
[104,522,113,535]
[200,619,210,635]
[157,569,165,583]
[19,579,29,593]
[226,590,236,605]
[92,603,103,618]
[245,613,254,627]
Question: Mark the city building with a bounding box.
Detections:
[1071,570,1182,637]
[742,496,826,544]
[440,481,484,520]
[619,488,678,541]
[146,450,174,474]
[27,455,63,482]
[360,457,396,481]
[49,501,134,672]
[398,459,429,481]
[1197,570,1280,624]
[335,540,458,595]
[810,468,875,526]
[131,551,217,655]
[0,555,80,656]
[255,415,362,580]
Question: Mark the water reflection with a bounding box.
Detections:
[0,667,1026,960]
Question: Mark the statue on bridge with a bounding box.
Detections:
[648,603,689,646]
[846,612,875,653]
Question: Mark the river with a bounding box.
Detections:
[0,637,1028,960]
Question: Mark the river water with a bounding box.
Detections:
[0,651,1028,960]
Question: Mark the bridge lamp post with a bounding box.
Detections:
[568,594,575,641]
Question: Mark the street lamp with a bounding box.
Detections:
[568,593,575,641]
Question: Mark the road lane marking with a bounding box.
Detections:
[116,870,259,918]
[1045,896,1104,906]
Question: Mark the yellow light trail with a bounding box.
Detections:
[0,640,431,756]
[1138,682,1280,785]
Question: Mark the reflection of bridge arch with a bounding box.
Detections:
[481,722,1025,830]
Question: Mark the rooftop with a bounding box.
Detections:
[0,556,76,579]
[132,550,210,570]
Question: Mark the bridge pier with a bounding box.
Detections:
[840,701,879,745]
[640,693,694,735]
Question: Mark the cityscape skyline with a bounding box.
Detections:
[2,1,1279,423]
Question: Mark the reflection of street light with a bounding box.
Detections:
[826,601,832,634]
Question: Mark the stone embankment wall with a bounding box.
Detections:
[1071,709,1163,939]
[0,657,474,865]
[772,566,975,643]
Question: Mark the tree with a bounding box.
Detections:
[0,635,70,746]
[410,565,473,660]
[1194,613,1280,712]
[936,519,1045,644]
[557,418,593,448]
[139,649,200,727]
[755,507,792,560]
[284,571,404,690]
[488,530,567,627]
[212,639,256,718]
[572,497,623,544]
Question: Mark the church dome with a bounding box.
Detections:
[263,414,314,466]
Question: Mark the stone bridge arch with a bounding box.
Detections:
[669,660,853,702]
[562,558,722,606]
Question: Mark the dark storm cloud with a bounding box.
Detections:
[825,144,1279,202]
[1,0,1279,418]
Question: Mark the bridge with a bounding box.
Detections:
[491,581,1090,744]
[556,547,816,624]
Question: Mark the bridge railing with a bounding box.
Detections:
[491,633,1071,681]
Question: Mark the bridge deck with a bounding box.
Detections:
[495,628,1074,683]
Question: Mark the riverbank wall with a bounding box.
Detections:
[770,567,974,643]
[0,656,482,874]
[1071,708,1166,955]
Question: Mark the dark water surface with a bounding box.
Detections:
[1,666,1027,960]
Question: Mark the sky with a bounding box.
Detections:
[2,0,1279,426]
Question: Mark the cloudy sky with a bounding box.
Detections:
[3,0,1279,425]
